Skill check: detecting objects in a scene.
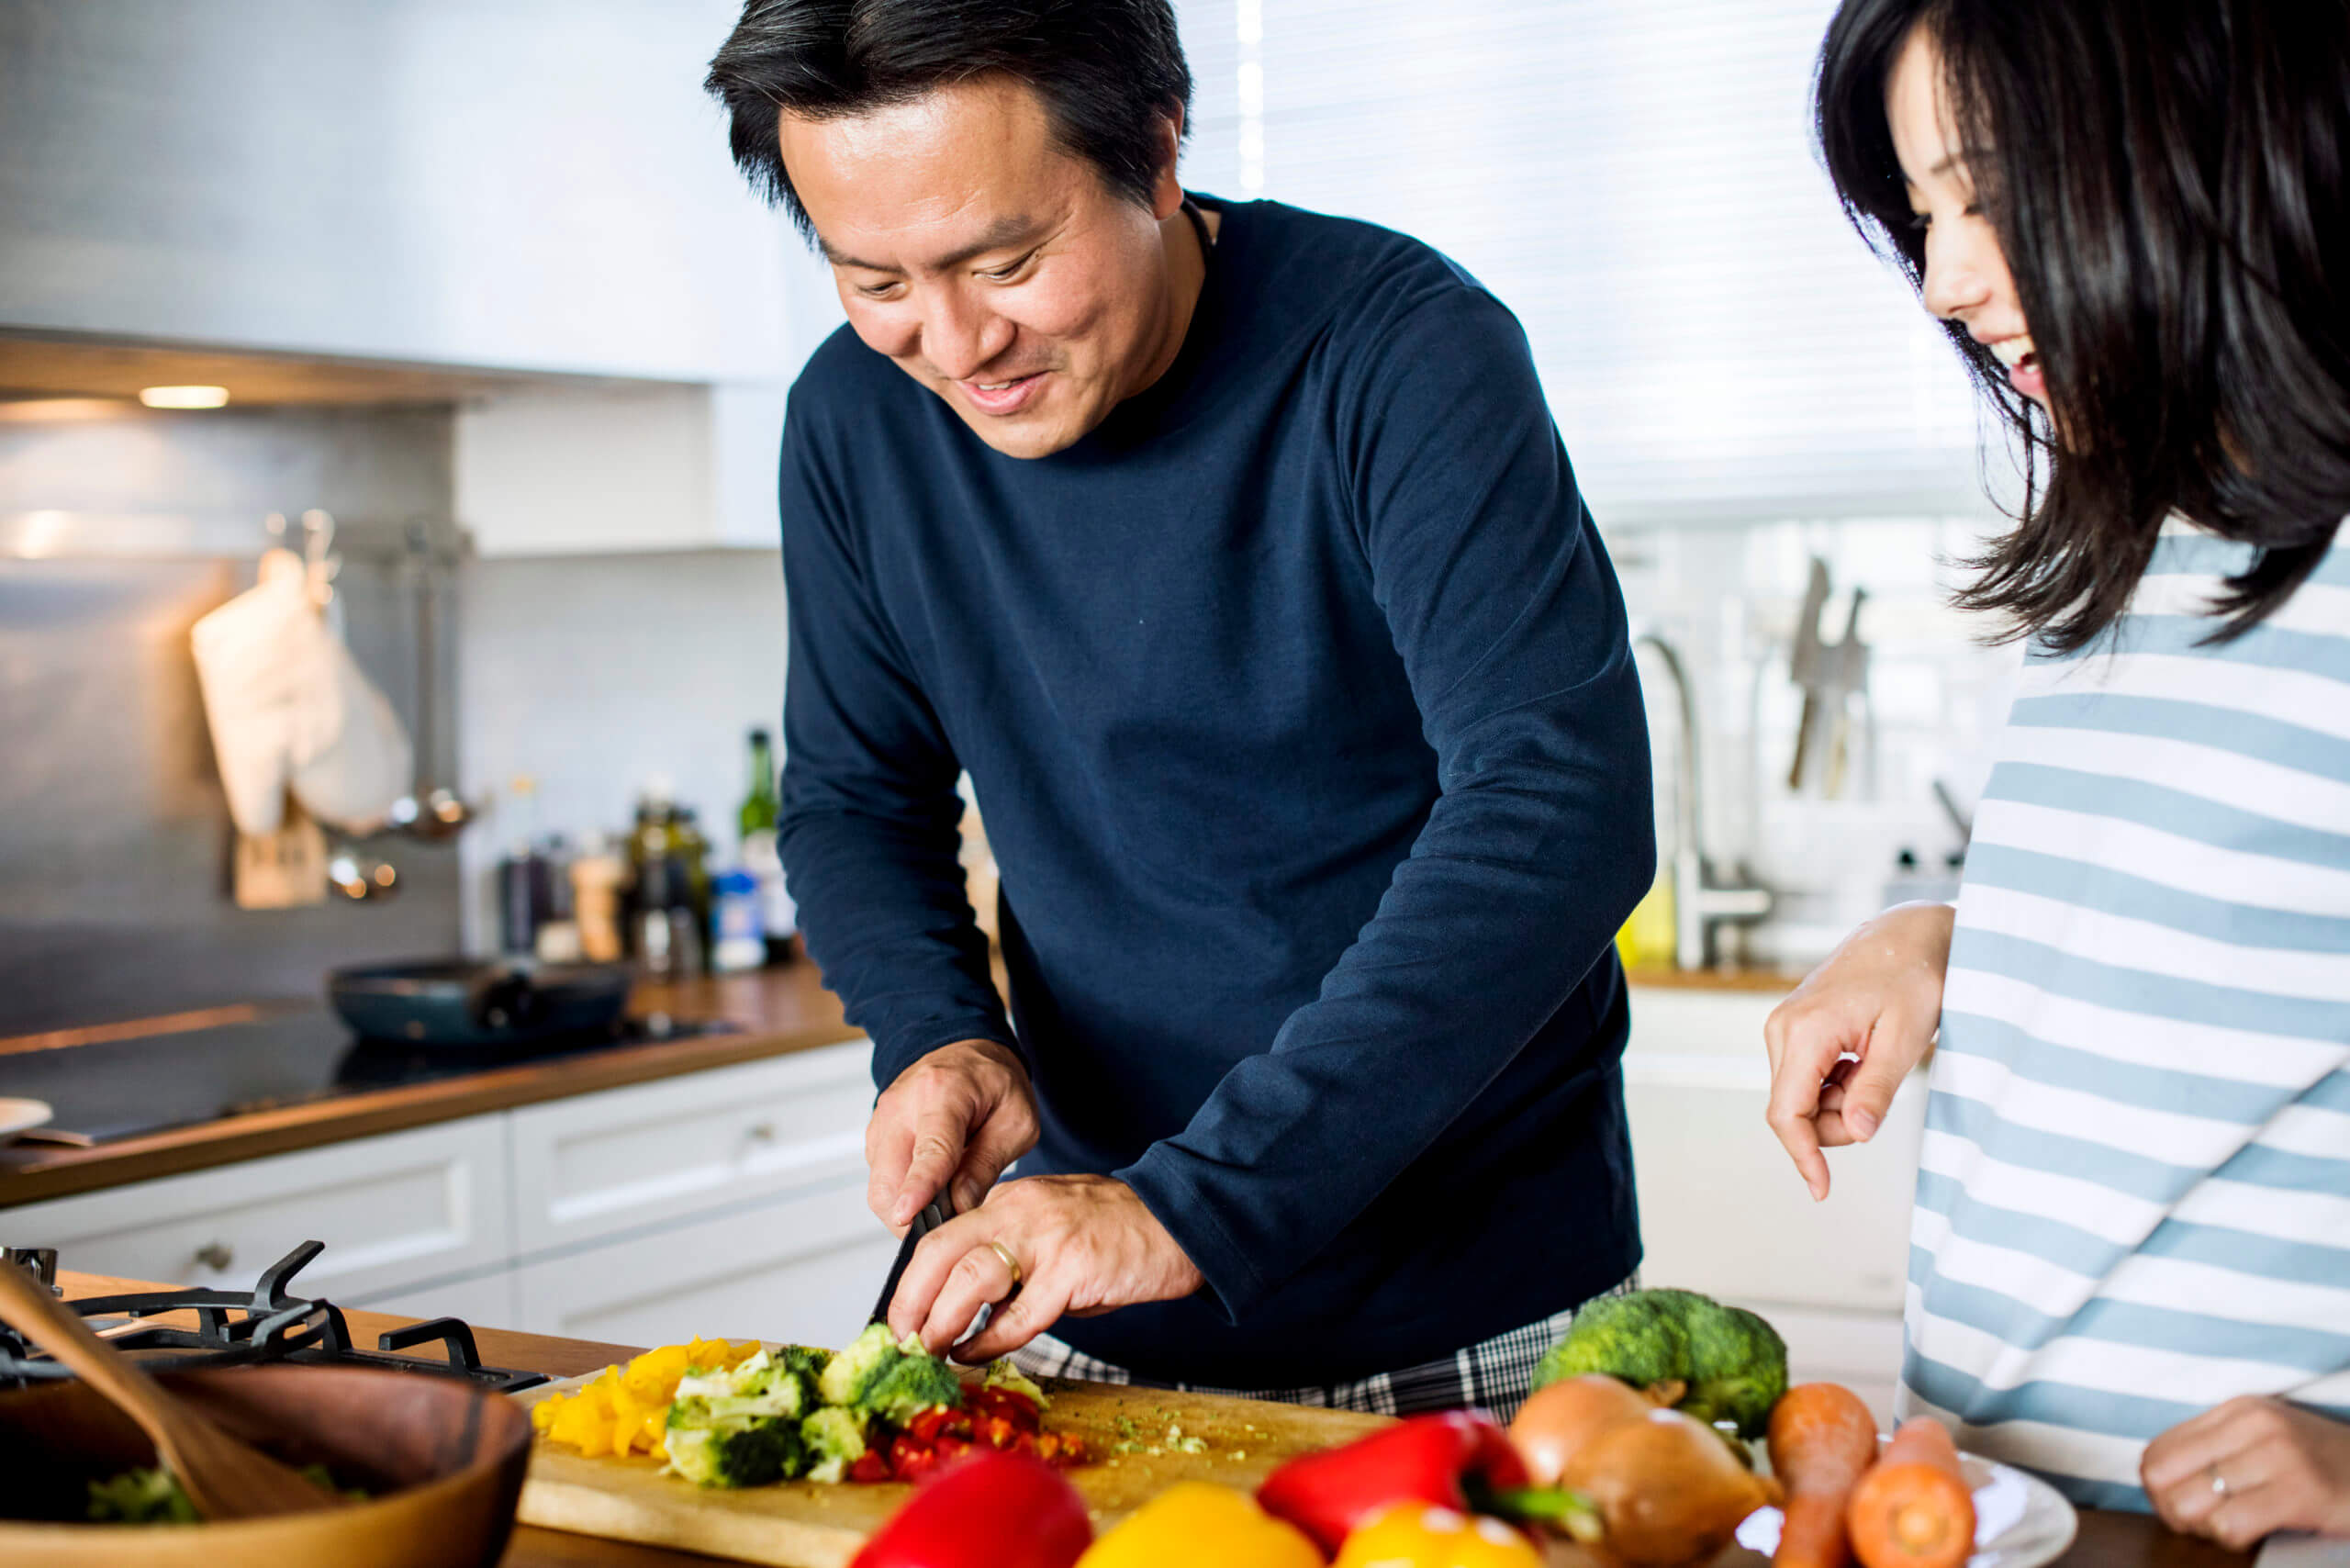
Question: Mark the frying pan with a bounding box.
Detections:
[326,959,632,1047]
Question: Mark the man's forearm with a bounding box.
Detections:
[780,803,1017,1089]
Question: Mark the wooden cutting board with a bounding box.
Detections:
[511,1364,1392,1568]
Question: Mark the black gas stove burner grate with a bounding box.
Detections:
[0,1239,547,1395]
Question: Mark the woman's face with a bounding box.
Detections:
[1886,25,2046,405]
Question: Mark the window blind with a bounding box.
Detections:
[1175,0,1990,525]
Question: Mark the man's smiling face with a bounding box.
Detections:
[780,76,1189,459]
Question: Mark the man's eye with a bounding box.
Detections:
[854,281,901,300]
[982,253,1036,283]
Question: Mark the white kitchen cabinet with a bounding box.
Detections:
[0,1115,513,1305]
[509,1172,897,1351]
[508,1041,871,1256]
[1621,985,1926,1315]
[453,380,791,555]
[343,1268,520,1336]
[0,2,794,384]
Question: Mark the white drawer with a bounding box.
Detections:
[510,1172,897,1351]
[1623,1054,1926,1313]
[343,1267,520,1335]
[508,1040,873,1257]
[0,1114,512,1303]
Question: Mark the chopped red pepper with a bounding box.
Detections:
[847,1450,893,1485]
[1257,1412,1574,1555]
[846,1450,1092,1568]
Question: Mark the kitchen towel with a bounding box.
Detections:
[191,547,412,835]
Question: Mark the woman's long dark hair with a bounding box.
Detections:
[1816,0,2350,649]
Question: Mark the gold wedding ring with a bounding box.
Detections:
[987,1239,1024,1291]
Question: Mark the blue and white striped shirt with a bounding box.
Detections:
[1900,519,2350,1512]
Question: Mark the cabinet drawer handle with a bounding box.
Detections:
[745,1123,777,1143]
[193,1241,234,1272]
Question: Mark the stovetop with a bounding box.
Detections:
[0,1240,547,1394]
[0,1005,741,1146]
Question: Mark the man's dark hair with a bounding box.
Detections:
[706,0,1193,241]
[1816,0,2350,650]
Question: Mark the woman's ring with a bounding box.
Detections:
[2209,1466,2230,1498]
[987,1239,1024,1291]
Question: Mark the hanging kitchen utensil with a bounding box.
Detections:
[1786,557,1832,791]
[383,520,476,841]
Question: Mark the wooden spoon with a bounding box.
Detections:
[0,1260,340,1519]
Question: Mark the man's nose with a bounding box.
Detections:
[1920,222,1994,323]
[922,289,1013,382]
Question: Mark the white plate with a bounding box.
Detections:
[0,1098,53,1147]
[1737,1447,2080,1568]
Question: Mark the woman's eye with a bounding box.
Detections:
[1908,211,1933,232]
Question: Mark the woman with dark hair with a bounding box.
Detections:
[1764,0,2350,1542]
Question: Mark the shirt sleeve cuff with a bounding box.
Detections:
[1117,1145,1270,1325]
[868,1016,1024,1093]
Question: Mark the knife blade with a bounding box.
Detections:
[868,1194,952,1328]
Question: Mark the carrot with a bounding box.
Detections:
[1845,1418,1977,1568]
[1766,1383,1882,1568]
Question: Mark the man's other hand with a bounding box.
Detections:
[867,1037,1040,1231]
[886,1173,1206,1361]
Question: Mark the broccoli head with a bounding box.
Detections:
[816,1322,914,1409]
[1680,1302,1788,1439]
[663,1403,806,1489]
[776,1344,832,1383]
[861,1349,965,1426]
[800,1405,869,1484]
[1536,1291,1694,1392]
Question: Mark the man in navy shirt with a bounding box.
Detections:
[708,0,1654,1413]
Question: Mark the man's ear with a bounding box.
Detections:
[1147,106,1187,220]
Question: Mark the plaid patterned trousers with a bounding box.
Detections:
[1011,1274,1636,1424]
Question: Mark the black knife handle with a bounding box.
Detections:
[868,1195,953,1328]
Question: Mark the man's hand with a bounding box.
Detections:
[2143,1397,2350,1549]
[885,1174,1205,1361]
[1763,901,1954,1201]
[867,1038,1040,1231]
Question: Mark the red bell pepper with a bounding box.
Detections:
[1256,1412,1595,1556]
[847,1450,1093,1568]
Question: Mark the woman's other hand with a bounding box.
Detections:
[2144,1396,2350,1548]
[1763,902,1954,1201]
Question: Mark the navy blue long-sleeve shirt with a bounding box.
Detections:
[778,196,1653,1389]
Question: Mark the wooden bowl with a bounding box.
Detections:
[0,1362,532,1567]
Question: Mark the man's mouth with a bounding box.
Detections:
[959,372,1046,415]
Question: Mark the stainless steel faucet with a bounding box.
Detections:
[1633,629,1774,969]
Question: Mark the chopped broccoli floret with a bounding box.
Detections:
[816,1322,922,1409]
[979,1358,1049,1410]
[862,1350,965,1425]
[664,1400,806,1489]
[86,1466,197,1524]
[799,1406,869,1484]
[1681,1302,1788,1439]
[672,1349,818,1422]
[776,1344,831,1381]
[1537,1291,1694,1391]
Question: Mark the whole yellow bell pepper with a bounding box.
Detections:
[1332,1503,1546,1568]
[1077,1482,1322,1568]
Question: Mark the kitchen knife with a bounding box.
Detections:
[1787,557,1833,791]
[868,1194,952,1328]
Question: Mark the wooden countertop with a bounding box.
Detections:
[1624,965,1807,994]
[39,1270,2258,1568]
[0,965,859,1207]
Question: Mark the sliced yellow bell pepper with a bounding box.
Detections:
[1077,1482,1322,1568]
[533,1338,765,1460]
[1331,1503,1546,1568]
